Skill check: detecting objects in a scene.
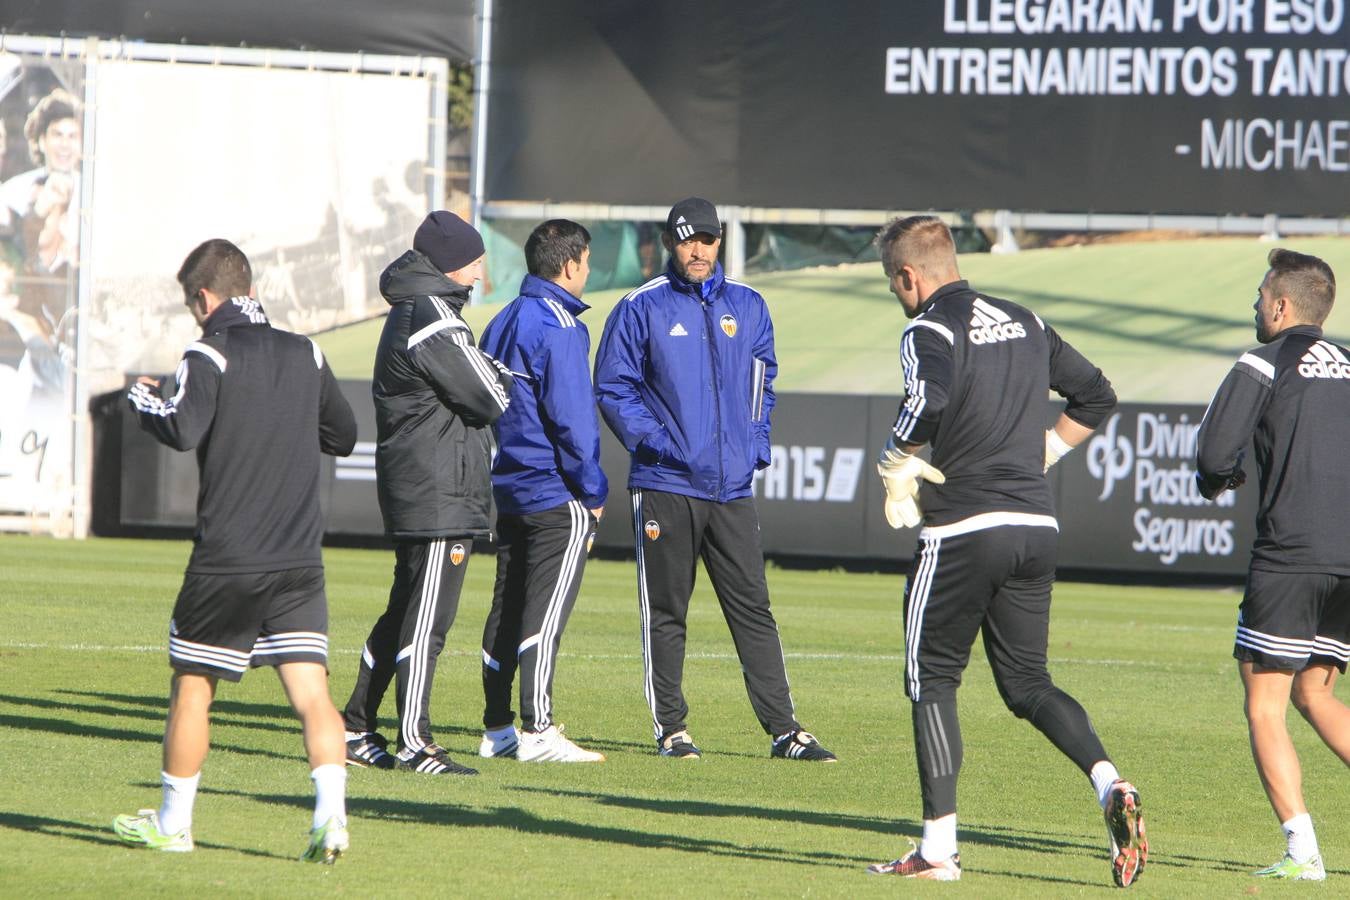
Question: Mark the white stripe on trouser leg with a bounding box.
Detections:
[633,491,664,741]
[527,500,589,729]
[905,536,942,702]
[401,538,445,753]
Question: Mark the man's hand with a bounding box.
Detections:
[1196,451,1247,501]
[877,444,946,529]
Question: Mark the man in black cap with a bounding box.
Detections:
[594,197,836,762]
[341,210,514,775]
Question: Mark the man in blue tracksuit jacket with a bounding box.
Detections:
[594,197,835,762]
[477,220,609,764]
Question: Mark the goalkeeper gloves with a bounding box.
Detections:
[1044,428,1074,472]
[876,441,946,529]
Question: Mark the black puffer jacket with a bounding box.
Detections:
[373,250,513,539]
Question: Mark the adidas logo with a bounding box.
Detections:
[231,296,267,324]
[675,215,687,224]
[669,323,689,337]
[1297,341,1350,379]
[968,297,1026,345]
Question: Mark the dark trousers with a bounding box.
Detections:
[904,522,1108,819]
[481,501,594,732]
[343,537,469,753]
[632,489,799,741]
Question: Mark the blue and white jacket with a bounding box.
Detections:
[594,262,775,502]
[481,274,608,515]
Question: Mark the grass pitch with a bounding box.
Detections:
[316,236,1350,403]
[1,534,1346,895]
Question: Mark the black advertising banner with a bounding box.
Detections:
[109,385,1259,578]
[1056,402,1259,573]
[487,0,1348,215]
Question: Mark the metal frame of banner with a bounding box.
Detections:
[0,33,447,537]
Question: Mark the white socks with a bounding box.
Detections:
[157,765,346,834]
[311,764,348,830]
[921,813,958,862]
[1090,760,1122,809]
[1283,813,1319,863]
[158,770,200,836]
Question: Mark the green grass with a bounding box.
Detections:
[2,534,1346,895]
[317,236,1350,402]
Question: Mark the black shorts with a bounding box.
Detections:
[168,567,329,681]
[1234,569,1350,673]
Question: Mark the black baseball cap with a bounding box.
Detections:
[666,197,721,241]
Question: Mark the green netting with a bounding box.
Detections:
[479,217,990,304]
[479,218,649,306]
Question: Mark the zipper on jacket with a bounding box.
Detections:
[704,297,723,500]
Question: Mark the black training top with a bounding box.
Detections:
[128,298,357,574]
[892,280,1115,528]
[1197,325,1350,574]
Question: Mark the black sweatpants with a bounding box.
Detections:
[632,489,799,741]
[343,537,470,753]
[481,500,594,733]
[904,520,1108,819]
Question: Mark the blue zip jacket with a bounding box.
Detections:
[594,262,775,502]
[480,274,608,515]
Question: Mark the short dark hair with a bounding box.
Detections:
[177,239,252,301]
[525,219,591,278]
[874,215,958,281]
[1267,247,1336,324]
[24,88,80,166]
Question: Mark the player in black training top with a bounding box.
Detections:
[865,216,1147,887]
[1196,248,1346,883]
[115,239,357,863]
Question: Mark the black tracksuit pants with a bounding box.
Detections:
[343,537,469,753]
[481,500,594,733]
[904,521,1109,819]
[632,489,799,742]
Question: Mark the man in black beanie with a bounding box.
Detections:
[341,211,514,775]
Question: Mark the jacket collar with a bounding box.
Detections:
[519,273,589,315]
[916,279,971,317]
[379,249,472,311]
[664,260,725,300]
[201,296,269,335]
[1278,324,1323,340]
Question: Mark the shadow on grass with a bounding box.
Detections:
[0,706,293,762]
[510,784,902,836]
[199,786,860,870]
[58,688,294,721]
[0,812,126,849]
[0,811,298,862]
[507,788,1259,880]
